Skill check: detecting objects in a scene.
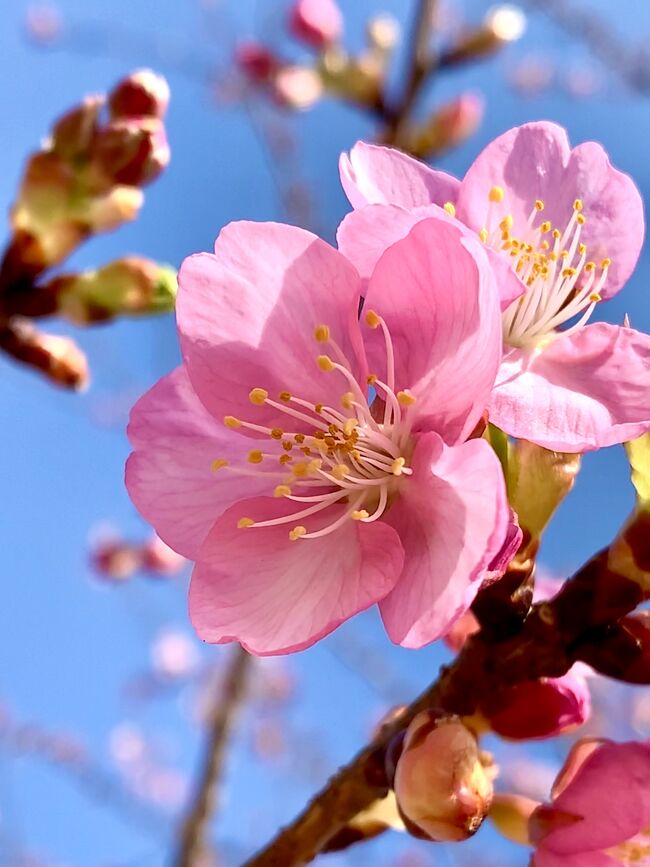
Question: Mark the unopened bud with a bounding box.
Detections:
[0,318,88,390]
[366,15,400,54]
[289,0,343,50]
[235,41,281,83]
[91,117,170,187]
[440,5,526,68]
[394,711,493,842]
[273,66,323,110]
[108,69,170,120]
[141,536,186,576]
[91,539,142,582]
[51,95,103,160]
[490,793,538,845]
[481,670,591,740]
[405,92,484,159]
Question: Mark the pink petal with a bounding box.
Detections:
[537,740,650,855]
[126,366,270,558]
[456,122,643,298]
[364,217,503,443]
[379,432,509,648]
[483,509,522,586]
[177,221,367,432]
[490,323,650,451]
[533,852,617,867]
[189,498,404,655]
[339,141,460,210]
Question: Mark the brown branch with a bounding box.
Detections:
[382,0,438,144]
[173,644,252,867]
[243,544,646,867]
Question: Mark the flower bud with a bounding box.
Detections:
[91,539,142,582]
[235,41,281,83]
[481,670,591,740]
[50,95,103,160]
[0,318,88,390]
[440,5,526,67]
[394,711,493,842]
[108,69,170,120]
[289,0,343,50]
[366,15,400,54]
[141,536,186,576]
[90,117,170,187]
[48,256,176,324]
[272,66,323,110]
[405,93,485,159]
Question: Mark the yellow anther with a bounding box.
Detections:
[274,484,292,498]
[499,214,513,231]
[573,198,584,212]
[270,427,283,440]
[367,374,377,385]
[313,439,328,452]
[211,459,229,472]
[249,387,268,405]
[391,457,406,476]
[351,510,369,520]
[540,240,550,251]
[341,391,354,410]
[224,415,241,429]
[343,418,358,437]
[489,185,504,203]
[576,214,586,225]
[289,526,307,541]
[562,267,577,278]
[248,449,264,464]
[479,227,489,243]
[535,199,545,211]
[552,229,561,239]
[300,446,312,455]
[585,261,596,271]
[317,355,335,372]
[331,464,349,481]
[314,324,330,342]
[314,403,323,413]
[365,309,381,328]
[294,433,306,444]
[238,517,255,529]
[350,449,361,460]
[397,390,417,406]
[328,423,338,435]
[292,461,309,477]
[540,221,551,233]
[307,459,323,475]
[279,391,291,402]
[282,442,293,453]
[578,243,587,255]
[443,201,456,216]
[590,293,602,303]
[279,454,292,465]
[601,257,612,269]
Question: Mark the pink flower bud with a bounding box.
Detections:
[272,66,323,110]
[289,0,343,50]
[108,69,170,120]
[141,536,186,576]
[91,117,170,187]
[235,41,280,83]
[90,539,142,581]
[482,669,591,740]
[394,712,493,842]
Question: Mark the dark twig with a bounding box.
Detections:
[173,645,252,867]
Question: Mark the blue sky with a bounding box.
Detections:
[2,1,650,865]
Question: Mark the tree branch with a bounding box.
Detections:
[173,645,252,867]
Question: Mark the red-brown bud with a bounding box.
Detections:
[235,41,281,83]
[91,117,170,187]
[393,712,493,842]
[0,318,88,390]
[108,69,170,120]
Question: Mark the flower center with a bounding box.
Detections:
[446,187,611,349]
[607,823,650,865]
[212,311,416,541]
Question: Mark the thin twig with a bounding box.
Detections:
[173,645,252,867]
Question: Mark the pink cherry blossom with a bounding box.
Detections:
[288,0,343,49]
[126,216,509,654]
[530,738,650,866]
[338,123,650,452]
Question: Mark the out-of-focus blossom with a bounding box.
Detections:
[393,712,493,842]
[48,257,177,324]
[90,117,170,187]
[25,3,62,45]
[150,629,200,680]
[141,535,186,575]
[339,123,650,452]
[289,0,343,50]
[90,532,185,582]
[273,65,323,110]
[235,41,281,83]
[508,54,555,96]
[126,215,508,654]
[405,93,484,159]
[366,14,400,54]
[529,738,650,866]
[441,3,526,67]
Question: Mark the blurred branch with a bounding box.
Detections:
[243,522,649,866]
[173,645,252,867]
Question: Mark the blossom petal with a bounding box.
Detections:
[177,221,367,431]
[340,141,460,210]
[456,122,643,297]
[537,740,650,855]
[533,852,617,867]
[379,433,509,648]
[490,323,650,451]
[189,498,405,655]
[364,217,503,443]
[126,366,269,558]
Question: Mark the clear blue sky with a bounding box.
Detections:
[2,1,650,865]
